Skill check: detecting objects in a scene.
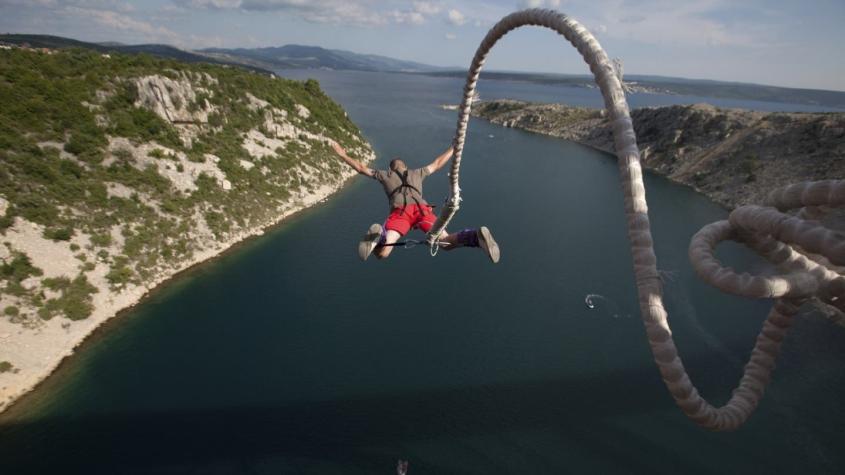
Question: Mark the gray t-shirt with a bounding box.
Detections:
[372,167,430,209]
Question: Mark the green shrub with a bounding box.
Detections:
[38,274,98,320]
[5,281,27,297]
[44,226,74,241]
[0,361,14,373]
[90,233,112,247]
[204,210,230,237]
[1,252,43,283]
[64,130,106,163]
[14,195,59,224]
[106,256,133,287]
[4,305,19,316]
[59,159,84,179]
[187,151,205,163]
[42,276,71,291]
[113,148,133,161]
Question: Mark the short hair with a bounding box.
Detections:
[389,158,406,171]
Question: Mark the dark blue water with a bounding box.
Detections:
[0,70,843,474]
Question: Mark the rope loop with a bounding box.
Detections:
[431,7,844,430]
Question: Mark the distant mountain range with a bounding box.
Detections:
[3,34,843,109]
[0,34,273,74]
[0,34,447,74]
[421,70,845,110]
[199,44,450,73]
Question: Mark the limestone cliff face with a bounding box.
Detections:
[134,73,217,124]
[473,100,845,208]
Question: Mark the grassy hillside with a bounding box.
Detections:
[0,47,371,323]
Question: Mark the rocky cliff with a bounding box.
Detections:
[472,100,845,208]
[0,48,373,412]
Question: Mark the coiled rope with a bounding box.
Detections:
[428,8,845,431]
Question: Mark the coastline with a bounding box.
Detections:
[465,100,845,326]
[0,160,368,416]
[477,117,736,209]
[466,100,845,210]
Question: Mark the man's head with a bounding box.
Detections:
[389,158,407,173]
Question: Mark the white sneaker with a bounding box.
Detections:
[477,226,500,264]
[358,223,383,261]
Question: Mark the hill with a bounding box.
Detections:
[471,99,844,208]
[199,44,447,73]
[0,47,374,412]
[0,34,272,74]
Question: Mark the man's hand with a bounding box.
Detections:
[328,139,373,177]
[426,145,455,175]
[330,140,346,157]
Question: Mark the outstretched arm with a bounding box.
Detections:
[331,141,374,177]
[425,145,455,175]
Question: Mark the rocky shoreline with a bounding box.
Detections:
[470,99,845,209]
[0,49,377,415]
[0,160,369,415]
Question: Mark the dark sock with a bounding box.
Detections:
[376,228,386,247]
[457,228,479,247]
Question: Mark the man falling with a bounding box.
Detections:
[331,141,499,263]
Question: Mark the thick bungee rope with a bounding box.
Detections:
[430,8,845,431]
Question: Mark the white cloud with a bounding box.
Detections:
[59,5,221,49]
[0,0,56,5]
[389,10,425,25]
[519,0,561,8]
[178,0,241,8]
[67,6,182,43]
[171,0,449,26]
[413,1,441,15]
[0,0,137,8]
[447,8,466,26]
[445,32,456,40]
[575,0,758,49]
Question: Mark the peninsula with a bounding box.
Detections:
[0,47,374,413]
[470,99,844,208]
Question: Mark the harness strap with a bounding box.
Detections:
[381,239,451,249]
[388,170,424,216]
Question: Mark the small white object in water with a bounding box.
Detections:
[488,134,494,138]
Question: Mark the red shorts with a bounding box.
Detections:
[384,204,436,236]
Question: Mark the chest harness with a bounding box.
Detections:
[388,170,425,215]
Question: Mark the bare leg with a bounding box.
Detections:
[438,227,500,262]
[374,230,402,259]
[438,229,462,251]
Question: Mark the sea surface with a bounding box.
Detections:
[0,70,843,474]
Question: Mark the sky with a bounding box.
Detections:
[1,0,843,91]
